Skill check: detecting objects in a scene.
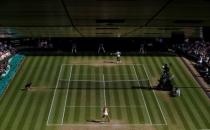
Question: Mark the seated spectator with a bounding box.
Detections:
[176,38,210,83]
[0,41,16,77]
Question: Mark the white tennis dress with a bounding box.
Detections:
[104,108,108,116]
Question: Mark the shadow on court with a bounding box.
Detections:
[31,86,148,90]
[86,119,105,124]
[20,85,201,91]
[20,86,153,90]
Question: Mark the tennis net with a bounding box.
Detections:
[57,79,150,89]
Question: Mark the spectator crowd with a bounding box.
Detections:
[176,38,210,81]
[0,41,16,76]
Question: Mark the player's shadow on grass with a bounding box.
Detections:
[139,86,202,91]
[86,119,105,124]
[138,86,176,91]
[103,60,115,64]
[174,86,202,89]
[137,86,163,91]
[20,88,27,91]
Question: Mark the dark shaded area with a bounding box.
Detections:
[96,19,125,23]
[51,86,147,90]
[144,0,174,26]
[21,86,149,90]
[137,86,164,91]
[173,20,203,24]
[1,37,177,56]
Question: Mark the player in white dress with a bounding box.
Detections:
[102,106,110,122]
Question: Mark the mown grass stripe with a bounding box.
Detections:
[144,56,177,128]
[79,57,88,122]
[141,57,166,126]
[153,56,190,129]
[61,57,73,124]
[129,65,149,124]
[177,57,210,114]
[51,57,69,124]
[170,58,203,128]
[29,56,59,130]
[169,57,210,128]
[63,62,73,123]
[153,56,189,129]
[116,66,133,123]
[84,64,91,123]
[159,56,196,130]
[40,56,65,130]
[29,56,56,130]
[0,58,30,127]
[106,67,115,118]
[46,56,65,123]
[95,65,102,118]
[66,65,80,123]
[17,56,49,130]
[72,58,85,123]
[132,58,161,124]
[113,66,123,120]
[143,62,166,124]
[0,57,41,130]
[2,56,40,129]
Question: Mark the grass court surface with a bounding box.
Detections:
[0,56,210,130]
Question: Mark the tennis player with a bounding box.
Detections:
[102,106,110,122]
[72,43,77,54]
[25,81,32,91]
[112,50,121,64]
[98,43,106,54]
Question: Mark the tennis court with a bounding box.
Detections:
[47,64,166,126]
[1,56,210,130]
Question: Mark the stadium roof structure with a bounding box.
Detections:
[0,0,210,37]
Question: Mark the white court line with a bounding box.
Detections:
[61,65,73,124]
[47,65,64,125]
[143,65,167,125]
[65,105,145,108]
[132,65,152,124]
[58,79,149,82]
[102,74,107,106]
[62,63,144,66]
[47,123,167,126]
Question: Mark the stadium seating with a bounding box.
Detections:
[176,39,210,86]
[0,54,24,95]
